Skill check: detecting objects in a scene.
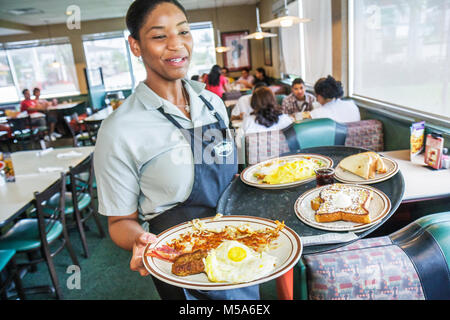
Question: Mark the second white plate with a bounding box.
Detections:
[294,184,392,232]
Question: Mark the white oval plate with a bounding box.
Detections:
[334,157,399,184]
[142,215,302,291]
[240,154,333,189]
[294,184,391,232]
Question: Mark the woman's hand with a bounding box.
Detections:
[130,232,157,276]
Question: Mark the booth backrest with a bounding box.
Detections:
[244,119,384,165]
[301,212,450,300]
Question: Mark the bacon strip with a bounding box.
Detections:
[145,245,181,262]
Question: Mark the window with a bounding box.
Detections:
[280,0,332,86]
[0,48,18,103]
[84,22,216,90]
[83,33,133,91]
[2,38,79,101]
[187,22,217,79]
[349,0,450,121]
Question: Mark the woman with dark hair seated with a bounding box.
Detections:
[204,64,230,98]
[254,67,274,86]
[307,75,360,123]
[241,86,292,134]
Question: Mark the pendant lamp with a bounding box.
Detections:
[242,7,277,40]
[260,0,311,28]
[214,0,230,52]
[46,21,61,68]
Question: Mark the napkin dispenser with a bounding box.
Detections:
[424,132,444,169]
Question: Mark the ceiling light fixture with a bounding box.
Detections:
[45,21,61,68]
[260,0,311,28]
[242,7,277,40]
[214,0,230,53]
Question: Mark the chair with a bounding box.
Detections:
[299,212,450,300]
[63,114,91,147]
[84,121,100,145]
[48,154,105,258]
[282,118,348,152]
[7,116,37,150]
[0,173,79,299]
[0,249,26,300]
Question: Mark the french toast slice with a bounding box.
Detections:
[313,184,373,224]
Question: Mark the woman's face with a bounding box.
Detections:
[129,3,193,83]
[316,94,326,105]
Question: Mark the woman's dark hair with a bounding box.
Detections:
[207,65,222,86]
[126,0,187,40]
[251,87,282,128]
[256,67,266,77]
[33,87,40,94]
[314,75,344,99]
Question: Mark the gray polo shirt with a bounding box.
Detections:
[93,80,229,221]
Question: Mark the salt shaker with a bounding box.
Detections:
[0,170,6,186]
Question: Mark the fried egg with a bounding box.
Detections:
[262,159,321,184]
[204,240,277,283]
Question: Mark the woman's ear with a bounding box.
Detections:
[128,35,141,58]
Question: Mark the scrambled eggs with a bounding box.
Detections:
[258,158,324,184]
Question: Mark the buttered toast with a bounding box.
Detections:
[311,184,373,224]
[338,152,387,180]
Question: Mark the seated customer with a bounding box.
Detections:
[230,82,267,121]
[204,64,230,98]
[20,89,38,114]
[254,67,274,86]
[221,67,234,84]
[235,68,255,89]
[33,87,61,139]
[241,87,293,135]
[306,75,361,123]
[281,78,316,118]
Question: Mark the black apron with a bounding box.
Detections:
[148,95,260,300]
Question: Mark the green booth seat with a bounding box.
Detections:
[298,212,450,300]
[282,118,348,151]
[276,94,286,105]
[0,219,63,252]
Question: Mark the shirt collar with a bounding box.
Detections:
[135,79,206,111]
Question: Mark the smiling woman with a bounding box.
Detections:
[93,0,259,301]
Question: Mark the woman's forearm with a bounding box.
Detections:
[108,212,145,251]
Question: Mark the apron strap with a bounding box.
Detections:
[156,95,228,131]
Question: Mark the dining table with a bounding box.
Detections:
[380,149,450,203]
[0,146,95,228]
[46,101,85,112]
[216,145,405,299]
[83,106,113,123]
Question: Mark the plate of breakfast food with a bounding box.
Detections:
[334,151,399,184]
[240,154,333,189]
[142,215,302,290]
[294,183,391,232]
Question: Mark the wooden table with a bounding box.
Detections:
[381,149,450,202]
[0,146,94,227]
